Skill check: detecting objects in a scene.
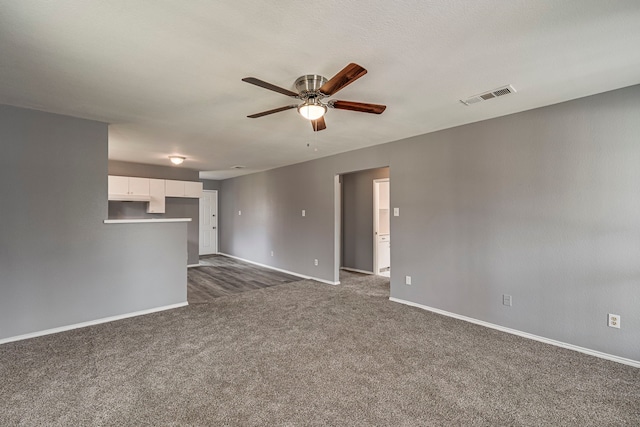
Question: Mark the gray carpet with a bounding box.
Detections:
[1,271,638,426]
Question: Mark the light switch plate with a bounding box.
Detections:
[302,210,306,217]
[503,294,512,306]
[394,208,400,216]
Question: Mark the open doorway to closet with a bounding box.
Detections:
[340,167,390,277]
[373,179,390,277]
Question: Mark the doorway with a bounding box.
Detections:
[373,179,390,277]
[339,167,390,280]
[199,190,218,255]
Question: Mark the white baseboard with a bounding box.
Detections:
[218,253,340,285]
[340,267,375,275]
[389,297,640,369]
[197,252,219,257]
[187,263,201,268]
[0,302,188,345]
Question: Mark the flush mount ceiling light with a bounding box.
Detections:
[169,156,185,165]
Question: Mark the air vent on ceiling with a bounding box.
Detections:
[460,85,516,106]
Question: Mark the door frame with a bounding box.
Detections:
[199,190,218,255]
[333,175,341,283]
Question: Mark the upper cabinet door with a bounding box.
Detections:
[165,180,185,197]
[147,179,166,213]
[165,180,202,198]
[128,177,150,196]
[108,176,129,195]
[109,177,200,200]
[184,181,203,198]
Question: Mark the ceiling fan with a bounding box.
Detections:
[242,63,386,132]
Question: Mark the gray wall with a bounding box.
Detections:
[219,146,391,282]
[342,167,389,272]
[219,85,640,362]
[109,160,199,181]
[201,179,221,191]
[108,161,200,265]
[0,105,187,340]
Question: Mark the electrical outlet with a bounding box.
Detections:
[503,294,512,307]
[302,210,306,217]
[238,210,242,216]
[405,275,411,285]
[608,314,621,329]
[271,251,274,257]
[314,259,318,266]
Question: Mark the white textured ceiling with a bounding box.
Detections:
[1,1,639,179]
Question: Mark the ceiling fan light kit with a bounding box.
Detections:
[298,102,327,120]
[242,63,386,131]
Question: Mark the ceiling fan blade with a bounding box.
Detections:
[330,100,386,114]
[311,116,326,132]
[318,63,367,96]
[242,77,299,97]
[247,105,297,118]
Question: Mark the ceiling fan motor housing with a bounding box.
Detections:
[294,74,328,98]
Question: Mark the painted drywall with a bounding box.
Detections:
[108,199,199,265]
[201,179,221,191]
[342,167,389,272]
[108,160,200,265]
[0,105,188,340]
[219,85,640,362]
[219,145,391,283]
[109,160,199,181]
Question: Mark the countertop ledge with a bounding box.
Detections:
[104,218,192,224]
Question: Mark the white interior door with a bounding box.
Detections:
[199,190,218,255]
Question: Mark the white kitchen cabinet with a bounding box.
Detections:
[108,176,129,195]
[378,236,391,272]
[165,180,185,197]
[147,179,166,213]
[108,176,150,200]
[109,176,201,204]
[128,177,150,196]
[185,181,203,198]
[165,179,203,198]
